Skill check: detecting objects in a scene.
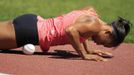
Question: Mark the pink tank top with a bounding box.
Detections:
[37,9,99,51]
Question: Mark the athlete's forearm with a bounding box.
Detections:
[83,40,99,54]
[83,40,91,54]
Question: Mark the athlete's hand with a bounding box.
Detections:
[89,50,113,58]
[84,54,108,61]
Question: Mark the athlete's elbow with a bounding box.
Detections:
[65,27,77,36]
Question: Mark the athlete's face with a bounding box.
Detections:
[92,26,114,47]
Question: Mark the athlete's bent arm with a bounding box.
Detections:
[65,26,87,59]
[65,25,108,61]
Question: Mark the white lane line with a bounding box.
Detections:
[0,73,11,75]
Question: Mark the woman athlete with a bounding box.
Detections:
[0,6,131,61]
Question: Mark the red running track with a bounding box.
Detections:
[0,42,134,75]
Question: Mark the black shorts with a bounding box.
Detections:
[13,14,39,47]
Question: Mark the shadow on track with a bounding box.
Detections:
[0,49,81,60]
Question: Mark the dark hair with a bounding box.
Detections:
[111,17,131,47]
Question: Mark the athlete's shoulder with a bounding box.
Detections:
[79,6,95,10]
[75,15,99,24]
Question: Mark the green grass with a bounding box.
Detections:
[0,0,133,43]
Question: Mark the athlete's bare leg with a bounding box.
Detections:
[0,21,17,49]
